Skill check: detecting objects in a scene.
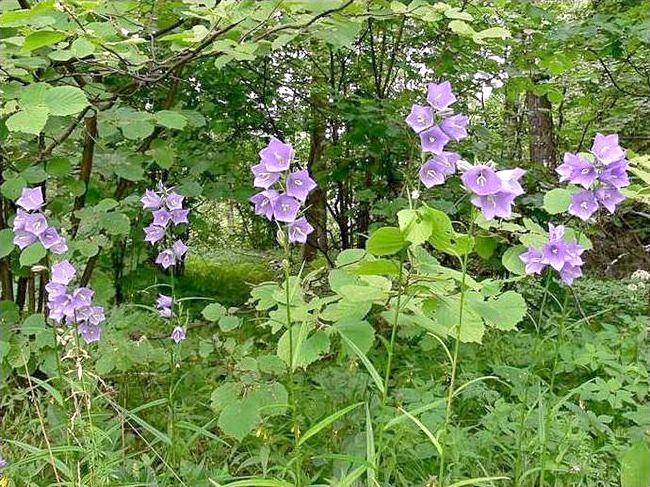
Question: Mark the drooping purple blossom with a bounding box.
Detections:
[165,192,185,211]
[595,186,625,214]
[470,191,517,220]
[13,229,37,249]
[600,159,629,188]
[155,249,176,269]
[169,208,189,225]
[568,190,599,221]
[23,212,48,236]
[519,223,586,285]
[555,153,597,189]
[250,190,278,221]
[460,163,526,220]
[440,114,469,141]
[16,187,44,211]
[156,293,172,318]
[152,208,172,228]
[144,224,165,244]
[272,194,300,223]
[259,137,294,172]
[418,152,460,188]
[288,217,314,244]
[140,189,162,210]
[426,81,456,111]
[590,133,625,165]
[172,240,188,258]
[405,104,434,133]
[171,326,186,343]
[461,165,502,196]
[286,169,317,202]
[51,261,76,285]
[252,163,281,189]
[78,322,102,343]
[419,126,450,154]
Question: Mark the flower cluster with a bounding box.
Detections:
[519,224,586,285]
[46,260,106,343]
[12,187,67,254]
[405,81,469,188]
[141,186,189,269]
[460,163,526,220]
[250,137,317,243]
[557,133,629,221]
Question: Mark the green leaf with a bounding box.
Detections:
[46,86,89,116]
[422,206,473,256]
[20,242,46,267]
[121,120,155,140]
[366,227,406,256]
[352,259,400,276]
[473,26,510,43]
[471,291,527,331]
[502,245,527,275]
[448,20,476,37]
[219,315,241,332]
[1,176,26,200]
[202,303,227,321]
[46,157,71,177]
[543,188,572,215]
[298,402,363,447]
[432,294,485,343]
[621,441,650,487]
[474,236,497,260]
[100,213,131,235]
[6,106,49,135]
[218,397,260,441]
[21,313,46,335]
[155,110,187,130]
[0,229,15,259]
[210,382,242,413]
[335,319,375,356]
[398,209,432,246]
[22,30,66,51]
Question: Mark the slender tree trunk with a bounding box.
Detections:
[71,114,98,238]
[303,51,328,262]
[526,89,556,167]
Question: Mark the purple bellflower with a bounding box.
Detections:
[519,223,586,285]
[171,326,186,343]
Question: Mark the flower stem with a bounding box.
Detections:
[438,217,474,486]
[282,237,302,486]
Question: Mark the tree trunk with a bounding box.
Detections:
[526,90,556,167]
[303,52,328,262]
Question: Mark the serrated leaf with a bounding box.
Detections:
[46,86,89,116]
[471,291,526,331]
[202,303,226,321]
[218,398,260,441]
[6,106,49,134]
[334,319,375,356]
[398,209,432,246]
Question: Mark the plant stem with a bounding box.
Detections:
[438,217,474,486]
[282,237,301,486]
[168,265,177,465]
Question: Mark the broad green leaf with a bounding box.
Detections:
[398,209,432,246]
[46,156,71,177]
[1,176,26,200]
[22,30,66,51]
[502,245,526,275]
[21,313,46,335]
[352,259,400,276]
[218,397,260,441]
[20,242,46,267]
[473,26,510,43]
[431,294,485,343]
[219,315,240,332]
[121,120,155,140]
[155,110,188,130]
[210,382,242,413]
[0,229,15,258]
[6,106,49,135]
[334,319,375,355]
[338,333,385,395]
[543,188,572,215]
[621,441,650,487]
[366,227,406,256]
[470,291,527,331]
[202,303,227,321]
[46,86,89,116]
[100,213,130,235]
[448,20,476,36]
[474,236,497,259]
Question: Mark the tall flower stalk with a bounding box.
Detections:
[250,137,317,485]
